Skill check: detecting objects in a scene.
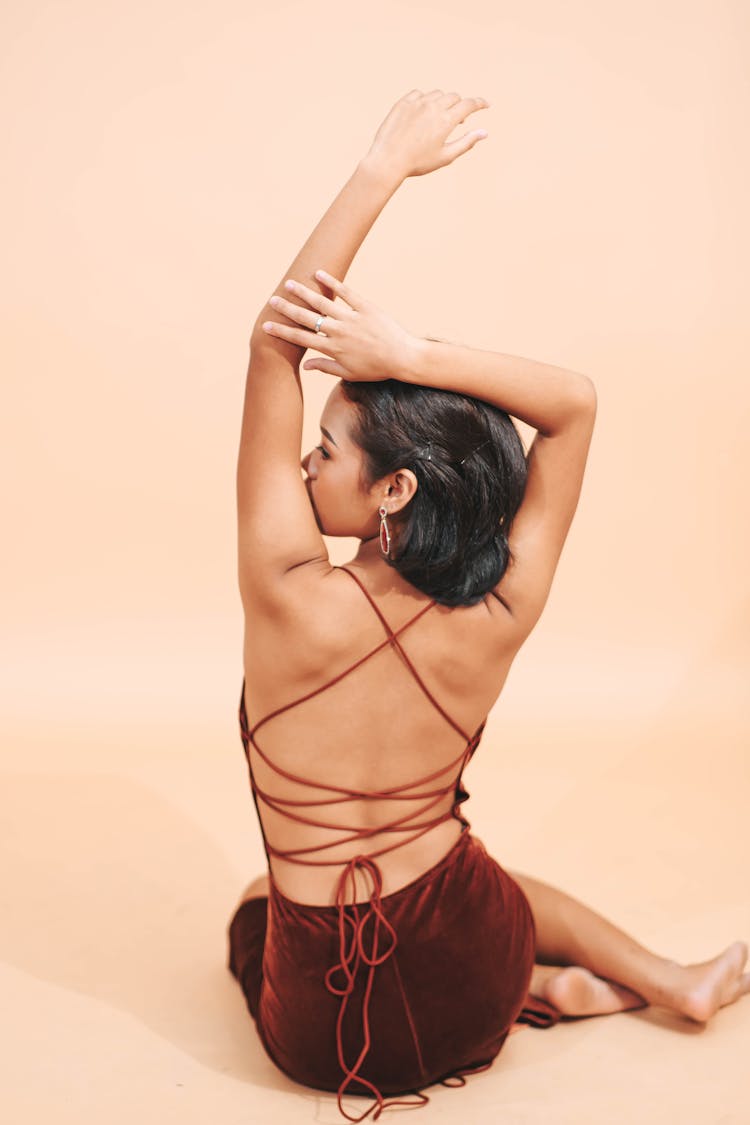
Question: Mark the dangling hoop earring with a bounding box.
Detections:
[378,505,392,559]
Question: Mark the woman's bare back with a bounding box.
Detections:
[241,558,519,905]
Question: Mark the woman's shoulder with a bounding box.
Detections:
[244,558,426,641]
[242,557,520,731]
[244,556,512,657]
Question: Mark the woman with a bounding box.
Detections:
[227,89,749,1121]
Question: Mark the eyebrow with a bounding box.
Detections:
[320,425,338,448]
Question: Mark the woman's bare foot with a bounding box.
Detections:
[530,964,647,1018]
[530,941,750,1024]
[670,940,750,1023]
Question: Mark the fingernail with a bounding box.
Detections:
[315,269,327,279]
[262,322,272,331]
[269,295,280,306]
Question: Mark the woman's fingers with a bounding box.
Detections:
[283,277,337,313]
[314,269,364,311]
[302,356,350,378]
[442,128,488,163]
[448,95,490,124]
[268,293,331,333]
[261,318,333,350]
[264,272,361,333]
[367,90,489,179]
[261,268,362,349]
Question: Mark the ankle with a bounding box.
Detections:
[639,957,690,1012]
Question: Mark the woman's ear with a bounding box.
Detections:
[388,469,419,513]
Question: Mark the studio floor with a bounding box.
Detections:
[3,658,748,1125]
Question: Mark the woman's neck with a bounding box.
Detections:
[352,534,382,566]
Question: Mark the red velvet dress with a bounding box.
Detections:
[227,565,561,1121]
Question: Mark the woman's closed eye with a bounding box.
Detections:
[316,444,330,460]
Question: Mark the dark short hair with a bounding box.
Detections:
[340,373,528,608]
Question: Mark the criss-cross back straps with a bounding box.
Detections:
[241,683,478,872]
[237,565,491,1121]
[336,566,472,741]
[239,567,488,841]
[245,570,442,740]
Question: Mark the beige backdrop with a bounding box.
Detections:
[2,1,748,1122]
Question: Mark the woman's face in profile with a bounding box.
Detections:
[301,384,380,540]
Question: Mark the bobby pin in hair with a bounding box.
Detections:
[459,439,492,465]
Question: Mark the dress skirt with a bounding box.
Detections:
[227,829,561,1104]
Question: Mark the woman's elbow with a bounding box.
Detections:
[575,374,597,417]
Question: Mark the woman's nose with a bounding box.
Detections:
[301,450,314,477]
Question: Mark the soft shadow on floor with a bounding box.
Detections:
[0,767,291,1092]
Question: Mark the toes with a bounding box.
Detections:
[728,940,748,968]
[727,970,750,1007]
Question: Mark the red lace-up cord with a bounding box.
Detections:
[239,566,488,1121]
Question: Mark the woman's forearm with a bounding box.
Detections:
[249,156,401,365]
[405,338,596,436]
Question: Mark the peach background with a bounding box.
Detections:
[2,1,748,1122]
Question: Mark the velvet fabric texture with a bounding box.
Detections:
[227,828,562,1118]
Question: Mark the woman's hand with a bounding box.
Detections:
[362,88,490,182]
[261,270,419,382]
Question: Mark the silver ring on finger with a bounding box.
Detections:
[313,314,326,334]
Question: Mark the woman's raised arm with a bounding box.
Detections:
[239,89,489,602]
[403,336,597,636]
[266,272,596,638]
[237,155,399,605]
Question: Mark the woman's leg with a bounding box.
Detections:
[527,962,648,1017]
[510,869,750,1023]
